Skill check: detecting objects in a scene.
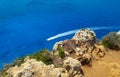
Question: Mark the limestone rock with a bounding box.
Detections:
[52,41,63,55]
[52,28,96,66]
[52,28,96,58]
[63,57,83,77]
[52,40,77,57]
[80,53,92,65]
[7,59,61,77]
[93,45,106,59]
[72,28,96,46]
[6,58,84,77]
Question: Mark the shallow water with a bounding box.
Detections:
[0,0,120,68]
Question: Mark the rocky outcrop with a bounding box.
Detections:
[7,59,61,77]
[52,28,96,65]
[92,44,106,60]
[72,28,96,46]
[53,29,96,53]
[63,57,83,77]
[52,41,63,55]
[2,28,120,77]
[7,57,84,77]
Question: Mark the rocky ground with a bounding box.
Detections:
[83,49,120,77]
[1,28,120,77]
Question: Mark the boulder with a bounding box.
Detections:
[80,53,92,66]
[72,28,96,46]
[92,45,106,59]
[63,57,83,77]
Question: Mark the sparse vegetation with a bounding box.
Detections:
[2,72,8,77]
[57,45,65,59]
[0,49,53,76]
[102,32,120,50]
[12,56,26,67]
[31,49,53,65]
[10,49,54,66]
[81,28,86,31]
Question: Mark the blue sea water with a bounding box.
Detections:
[0,0,120,68]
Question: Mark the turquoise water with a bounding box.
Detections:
[0,0,120,68]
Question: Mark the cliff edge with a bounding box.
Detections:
[1,28,120,77]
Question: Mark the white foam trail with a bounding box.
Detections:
[117,30,120,35]
[47,27,120,41]
[89,27,116,30]
[47,29,79,41]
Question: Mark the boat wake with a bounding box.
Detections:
[46,26,120,41]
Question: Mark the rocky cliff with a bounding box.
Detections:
[1,28,120,77]
[53,28,96,66]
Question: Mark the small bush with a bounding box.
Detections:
[12,57,25,67]
[10,54,30,67]
[31,49,53,65]
[81,28,86,31]
[2,72,8,77]
[102,32,120,50]
[57,45,65,59]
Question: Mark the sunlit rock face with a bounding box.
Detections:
[7,57,84,77]
[63,57,83,77]
[71,28,96,55]
[72,28,96,43]
[53,28,96,64]
[7,59,62,77]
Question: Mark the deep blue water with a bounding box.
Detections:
[0,0,120,68]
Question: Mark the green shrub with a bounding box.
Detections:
[12,57,25,66]
[2,72,8,77]
[102,32,120,50]
[31,49,53,65]
[57,45,65,59]
[10,54,30,67]
[81,28,86,31]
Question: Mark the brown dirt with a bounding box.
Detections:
[82,50,120,77]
